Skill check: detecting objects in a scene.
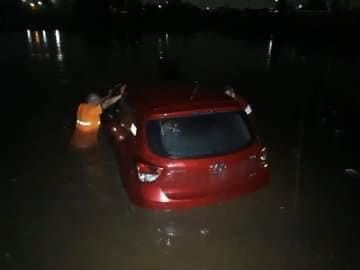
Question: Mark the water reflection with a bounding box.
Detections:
[25,29,63,62]
[26,29,32,50]
[34,31,40,46]
[26,29,32,42]
[21,31,350,86]
[267,35,273,68]
[165,32,169,48]
[55,29,64,62]
[26,29,43,58]
[156,32,179,80]
[157,32,169,61]
[42,30,48,48]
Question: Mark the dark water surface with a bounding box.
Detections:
[1,30,360,270]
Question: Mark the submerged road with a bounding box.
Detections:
[1,30,359,270]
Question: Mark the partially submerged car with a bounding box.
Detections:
[105,83,270,209]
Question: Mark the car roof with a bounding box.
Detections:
[125,82,248,119]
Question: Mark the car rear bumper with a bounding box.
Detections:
[126,168,270,209]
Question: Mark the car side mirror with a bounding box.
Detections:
[110,125,128,142]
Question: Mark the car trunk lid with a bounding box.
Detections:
[160,144,259,200]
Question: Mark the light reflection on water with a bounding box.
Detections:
[55,29,64,62]
[26,29,32,49]
[25,29,63,63]
[22,31,282,82]
[34,31,40,46]
[267,35,273,68]
[18,30,356,93]
[157,32,168,61]
[42,30,48,48]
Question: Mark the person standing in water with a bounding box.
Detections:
[71,83,127,148]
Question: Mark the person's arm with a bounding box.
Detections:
[101,84,127,110]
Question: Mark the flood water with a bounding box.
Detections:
[1,30,360,270]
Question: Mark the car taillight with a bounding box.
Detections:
[137,162,163,183]
[260,147,269,168]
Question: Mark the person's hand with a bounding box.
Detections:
[107,82,124,96]
[119,84,127,96]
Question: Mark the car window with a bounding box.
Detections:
[146,111,255,158]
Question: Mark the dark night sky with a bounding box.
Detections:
[36,0,360,10]
[142,0,297,9]
[143,0,360,9]
[12,0,360,11]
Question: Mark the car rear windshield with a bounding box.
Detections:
[146,111,255,159]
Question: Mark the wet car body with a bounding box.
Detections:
[105,83,270,209]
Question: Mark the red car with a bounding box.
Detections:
[105,83,270,209]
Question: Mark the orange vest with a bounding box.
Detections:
[76,103,102,132]
[70,103,102,148]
